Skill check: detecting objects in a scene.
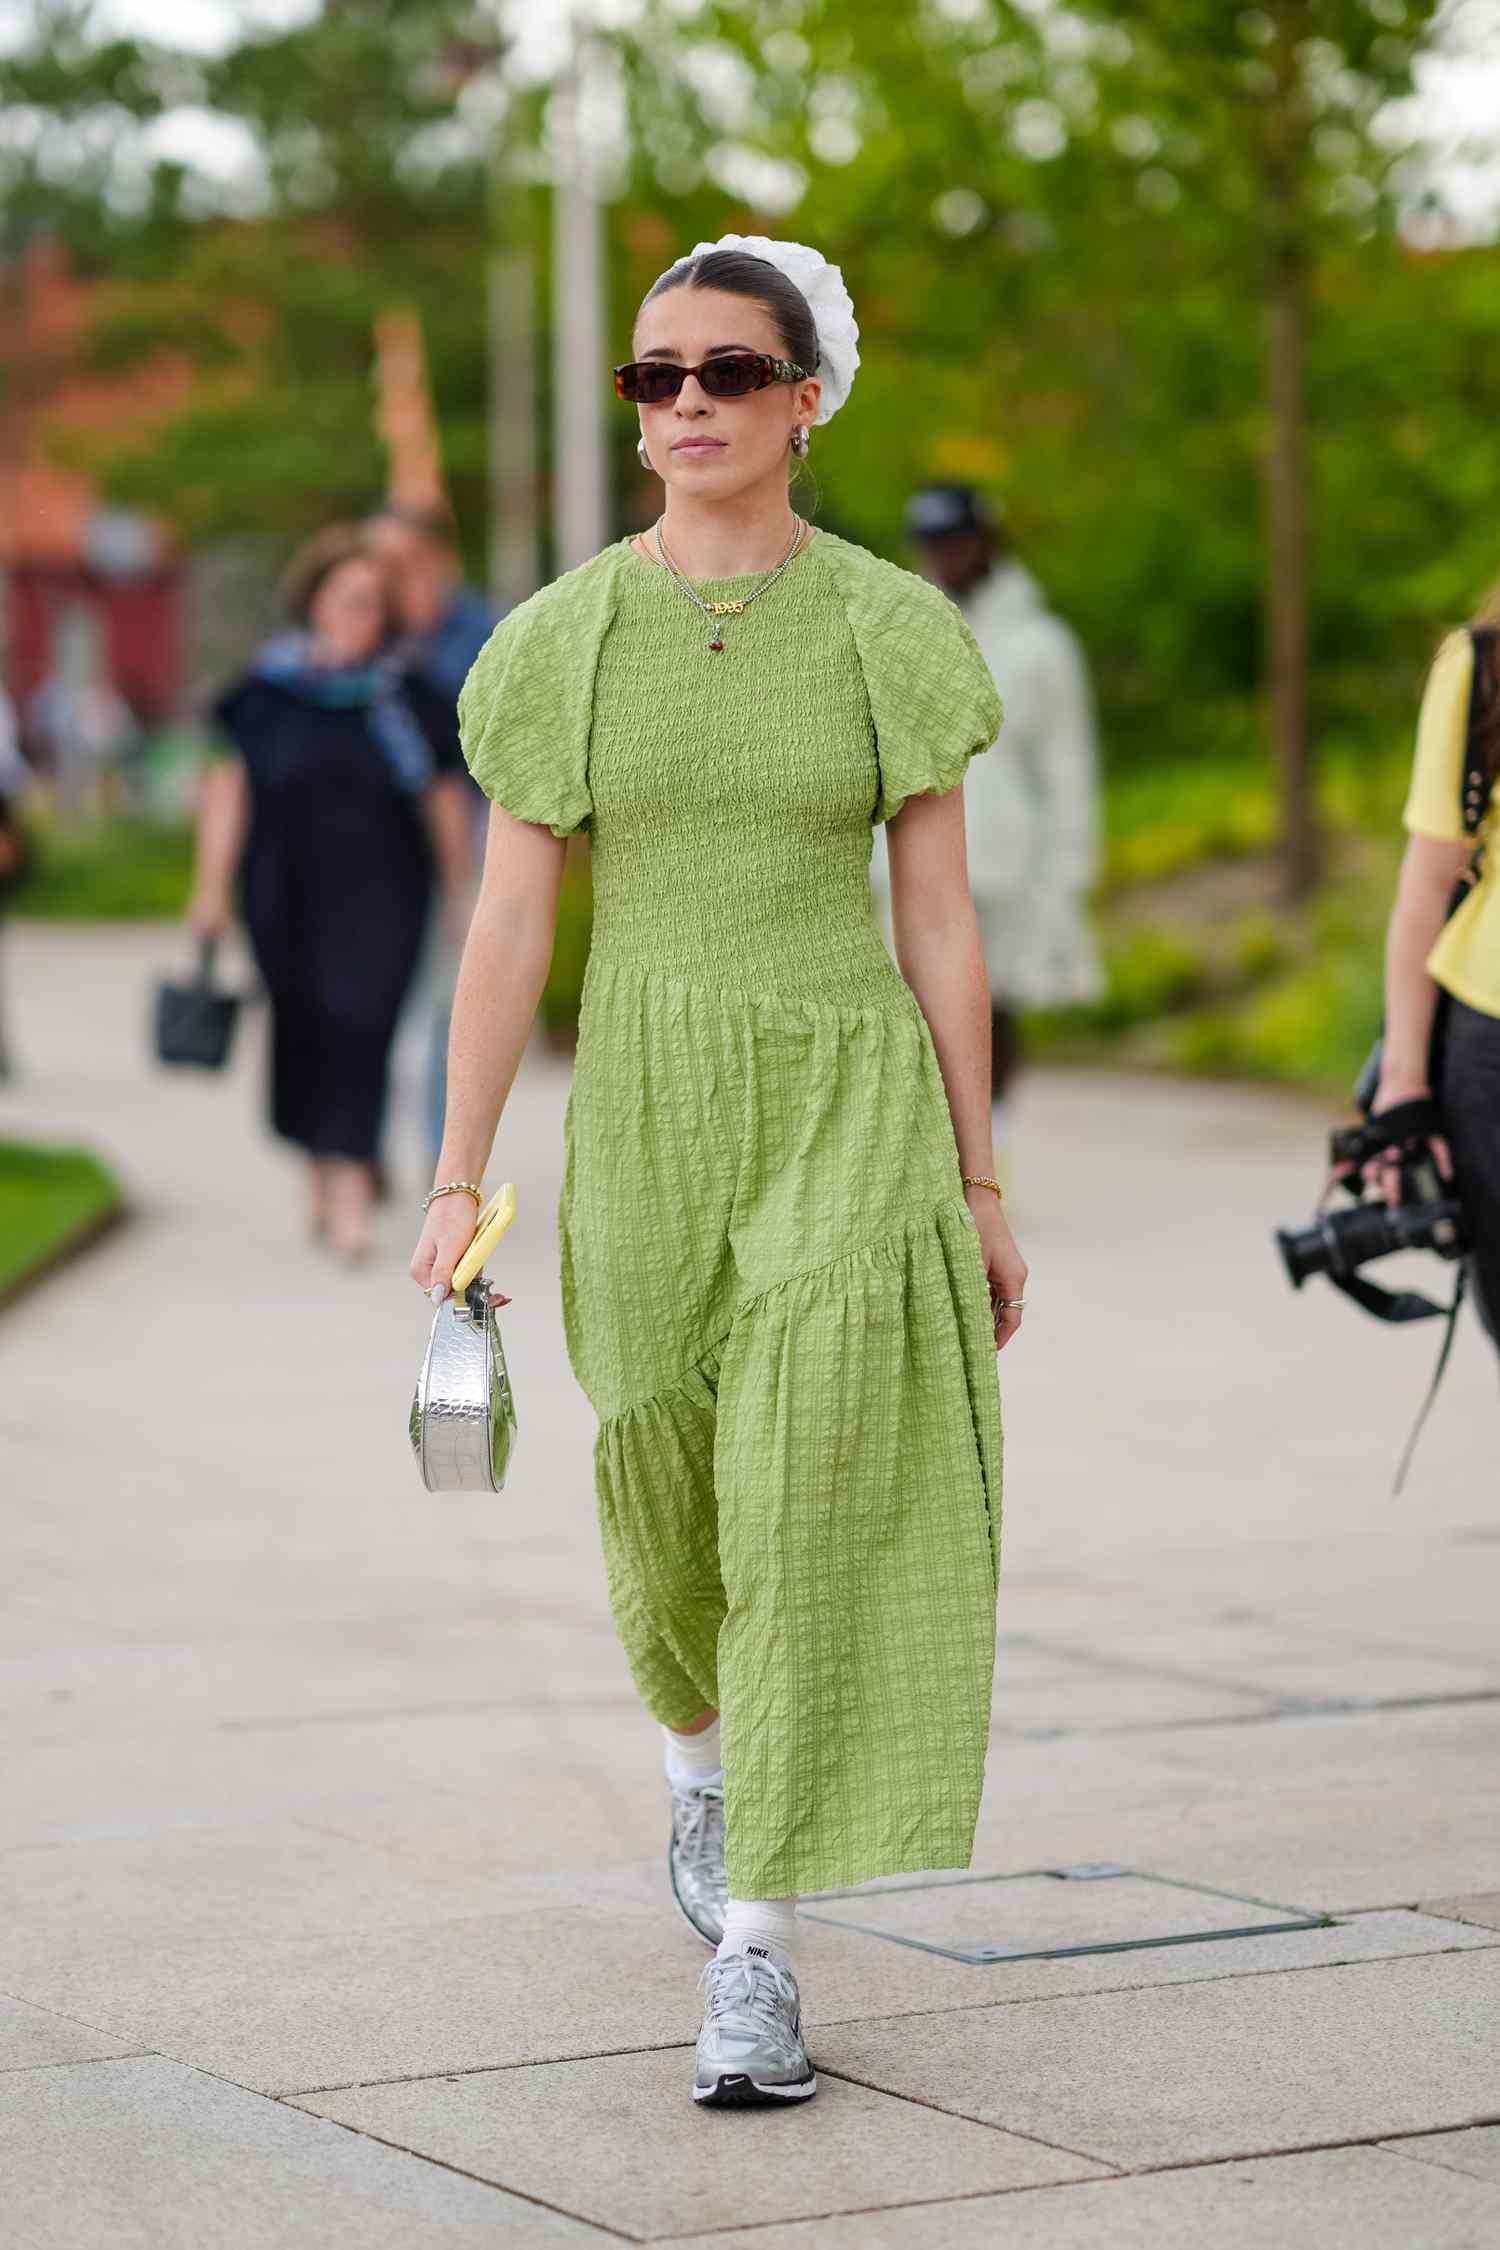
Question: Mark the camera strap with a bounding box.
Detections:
[1392,1263,1467,1498]
[1323,1261,1468,1496]
[1326,1268,1451,1324]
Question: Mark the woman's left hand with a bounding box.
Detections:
[966,1187,1028,1351]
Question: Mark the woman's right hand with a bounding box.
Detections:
[410,1191,492,1302]
[1365,1074,1453,1208]
[187,887,233,942]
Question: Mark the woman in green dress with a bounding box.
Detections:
[410,235,1028,2108]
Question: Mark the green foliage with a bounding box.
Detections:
[14,815,194,919]
[1171,945,1384,1089]
[0,1139,122,1303]
[5,1,1491,1093]
[1104,748,1276,885]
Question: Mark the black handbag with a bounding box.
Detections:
[153,937,242,1069]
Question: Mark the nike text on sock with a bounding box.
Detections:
[718,1896,799,1969]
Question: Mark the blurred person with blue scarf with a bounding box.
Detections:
[187,524,472,1259]
[366,502,504,1162]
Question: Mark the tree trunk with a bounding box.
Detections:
[1265,243,1317,899]
[1262,20,1318,901]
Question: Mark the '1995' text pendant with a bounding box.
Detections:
[706,597,745,654]
[652,515,807,655]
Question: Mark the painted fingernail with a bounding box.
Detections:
[430,1283,448,1303]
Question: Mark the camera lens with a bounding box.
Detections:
[1275,1222,1328,1289]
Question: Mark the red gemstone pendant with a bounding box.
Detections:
[707,635,724,653]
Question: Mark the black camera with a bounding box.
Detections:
[1274,1098,1468,1300]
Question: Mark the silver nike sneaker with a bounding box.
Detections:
[668,1778,727,1946]
[693,1945,817,2107]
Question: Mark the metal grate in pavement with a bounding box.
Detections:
[799,1863,1333,1966]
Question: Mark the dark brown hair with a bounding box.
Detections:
[638,248,820,378]
[280,523,397,635]
[1468,580,1500,786]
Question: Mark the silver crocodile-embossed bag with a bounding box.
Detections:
[410,1187,518,1493]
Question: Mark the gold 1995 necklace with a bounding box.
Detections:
[651,513,807,653]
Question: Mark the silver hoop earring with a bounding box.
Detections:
[637,435,651,468]
[790,425,810,457]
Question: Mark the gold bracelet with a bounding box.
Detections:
[961,1173,1004,1201]
[423,1179,483,1214]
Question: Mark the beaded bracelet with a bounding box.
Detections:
[423,1179,483,1214]
[961,1173,1004,1201]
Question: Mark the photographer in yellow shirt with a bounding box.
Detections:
[1377,615,1500,1349]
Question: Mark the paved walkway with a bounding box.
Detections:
[3,920,1498,2248]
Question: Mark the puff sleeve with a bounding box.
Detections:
[830,543,1004,825]
[456,569,606,838]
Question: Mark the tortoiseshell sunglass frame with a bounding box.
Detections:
[613,351,810,405]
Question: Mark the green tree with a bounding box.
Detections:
[1064,1,1441,895]
[635,0,1442,895]
[2,2,498,552]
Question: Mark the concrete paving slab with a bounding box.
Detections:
[1,1695,660,1854]
[1144,1698,1498,1796]
[15,1894,1490,2095]
[0,1819,599,1979]
[1017,1617,1500,1712]
[1113,1534,1500,1668]
[295,2045,1108,2237]
[0,1886,1034,2095]
[1422,1893,1500,1931]
[0,1994,139,2072]
[819,1948,1500,2167]
[665,2146,1500,2250]
[990,1669,1275,1737]
[0,1611,633,1728]
[0,2055,603,2247]
[994,1780,1500,1912]
[1112,1705,1500,1905]
[1382,2124,1500,2187]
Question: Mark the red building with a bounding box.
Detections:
[0,243,190,745]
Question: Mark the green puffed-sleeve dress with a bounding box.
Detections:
[458,528,1005,1898]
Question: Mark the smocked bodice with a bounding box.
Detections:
[584,540,906,1004]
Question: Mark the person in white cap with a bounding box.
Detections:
[413,235,1026,2109]
[896,484,1104,1123]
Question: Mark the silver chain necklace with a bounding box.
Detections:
[651,514,807,653]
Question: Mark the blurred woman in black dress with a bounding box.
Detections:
[187,525,472,1259]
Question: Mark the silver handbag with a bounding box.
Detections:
[409,1188,519,1493]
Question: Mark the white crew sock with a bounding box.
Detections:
[662,1716,722,1789]
[717,1896,799,1972]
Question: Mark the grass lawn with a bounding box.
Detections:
[0,1140,123,1303]
[13,816,195,920]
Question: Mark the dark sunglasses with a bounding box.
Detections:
[613,351,809,405]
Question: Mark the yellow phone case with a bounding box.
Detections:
[450,1182,518,1295]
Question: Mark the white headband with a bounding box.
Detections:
[685,232,860,426]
